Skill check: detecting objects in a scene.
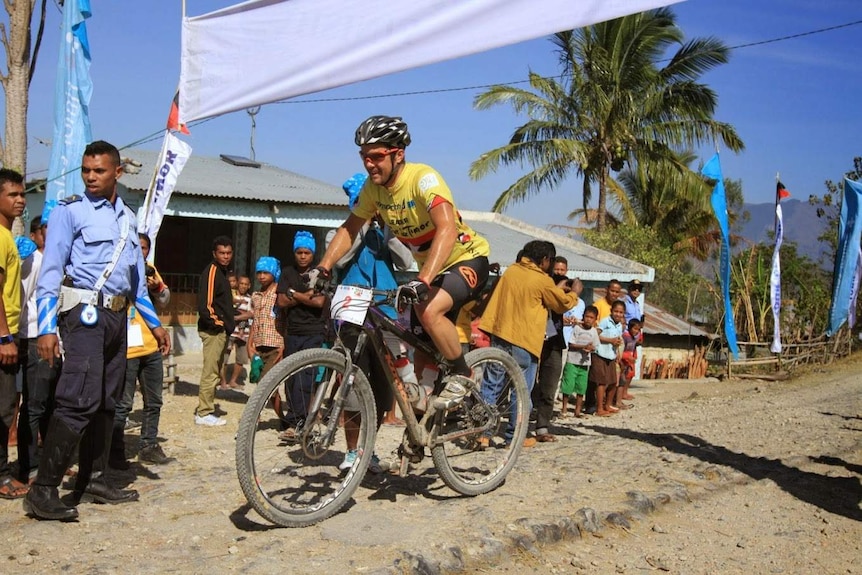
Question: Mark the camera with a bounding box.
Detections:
[145,265,156,278]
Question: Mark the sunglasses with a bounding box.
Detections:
[359,149,398,163]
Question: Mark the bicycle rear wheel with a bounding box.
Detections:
[431,347,529,496]
[235,348,377,527]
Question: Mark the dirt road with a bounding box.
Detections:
[3,352,860,574]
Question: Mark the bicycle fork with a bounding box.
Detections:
[299,347,359,458]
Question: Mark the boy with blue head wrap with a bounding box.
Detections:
[333,173,415,468]
[248,256,284,382]
[254,256,281,283]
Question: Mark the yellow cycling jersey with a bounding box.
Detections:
[352,163,490,271]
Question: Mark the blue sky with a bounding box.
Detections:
[14,0,862,229]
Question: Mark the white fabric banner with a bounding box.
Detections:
[769,204,783,354]
[141,131,193,257]
[848,253,862,329]
[179,0,682,123]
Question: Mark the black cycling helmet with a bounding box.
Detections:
[354,115,411,148]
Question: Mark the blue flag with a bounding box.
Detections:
[43,0,93,224]
[702,153,739,359]
[827,178,862,336]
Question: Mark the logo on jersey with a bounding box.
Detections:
[377,199,416,211]
[458,266,478,289]
[418,173,440,193]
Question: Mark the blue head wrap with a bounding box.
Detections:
[255,256,281,282]
[15,236,37,260]
[293,230,316,253]
[342,173,368,210]
[41,200,57,227]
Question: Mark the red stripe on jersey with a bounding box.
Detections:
[427,195,450,211]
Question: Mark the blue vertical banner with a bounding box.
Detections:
[43,0,93,223]
[827,178,862,336]
[701,153,739,359]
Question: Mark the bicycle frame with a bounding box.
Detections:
[330,292,451,458]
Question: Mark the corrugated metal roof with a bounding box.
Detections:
[116,149,652,282]
[463,211,654,283]
[118,148,346,206]
[593,288,715,339]
[643,302,715,339]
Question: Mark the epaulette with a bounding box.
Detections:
[59,195,83,205]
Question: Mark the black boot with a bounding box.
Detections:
[74,413,139,505]
[23,417,81,521]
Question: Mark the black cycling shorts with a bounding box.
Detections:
[410,256,490,337]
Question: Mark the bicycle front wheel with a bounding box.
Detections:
[431,347,529,496]
[235,348,377,527]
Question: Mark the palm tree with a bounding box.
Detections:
[470,7,744,231]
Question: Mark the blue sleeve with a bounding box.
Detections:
[36,204,75,335]
[134,294,162,331]
[36,204,74,301]
[132,236,161,330]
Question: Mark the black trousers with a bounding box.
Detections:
[53,304,127,434]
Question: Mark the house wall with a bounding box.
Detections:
[640,334,712,363]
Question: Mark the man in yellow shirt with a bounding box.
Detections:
[311,116,490,410]
[0,168,26,499]
[593,279,622,321]
[479,240,578,446]
[110,233,174,467]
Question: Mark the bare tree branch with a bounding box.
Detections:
[29,0,47,86]
[0,22,9,82]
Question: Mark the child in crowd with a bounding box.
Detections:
[248,258,284,380]
[617,318,643,406]
[592,300,625,416]
[222,275,253,389]
[561,305,600,418]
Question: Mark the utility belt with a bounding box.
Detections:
[59,286,129,314]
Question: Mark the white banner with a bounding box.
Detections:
[141,131,193,258]
[178,0,682,123]
[848,253,862,329]
[769,204,784,353]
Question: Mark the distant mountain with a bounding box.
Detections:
[738,199,830,265]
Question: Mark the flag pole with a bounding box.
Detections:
[774,172,780,236]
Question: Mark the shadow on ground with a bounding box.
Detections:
[172,379,251,407]
[591,425,862,522]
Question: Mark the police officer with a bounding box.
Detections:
[23,140,171,521]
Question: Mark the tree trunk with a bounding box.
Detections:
[2,0,34,175]
[596,167,608,232]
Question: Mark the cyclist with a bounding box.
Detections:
[307,116,490,409]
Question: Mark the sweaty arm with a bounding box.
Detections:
[319,213,368,272]
[417,201,458,285]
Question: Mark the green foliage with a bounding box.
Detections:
[581,225,710,317]
[727,241,832,341]
[470,7,743,232]
[617,153,749,260]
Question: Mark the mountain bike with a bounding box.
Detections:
[235,283,529,527]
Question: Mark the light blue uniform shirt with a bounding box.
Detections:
[624,295,642,325]
[36,192,161,334]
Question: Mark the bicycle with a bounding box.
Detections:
[235,282,529,527]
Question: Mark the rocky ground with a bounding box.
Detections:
[2,351,860,574]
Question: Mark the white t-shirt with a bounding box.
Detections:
[567,324,600,366]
